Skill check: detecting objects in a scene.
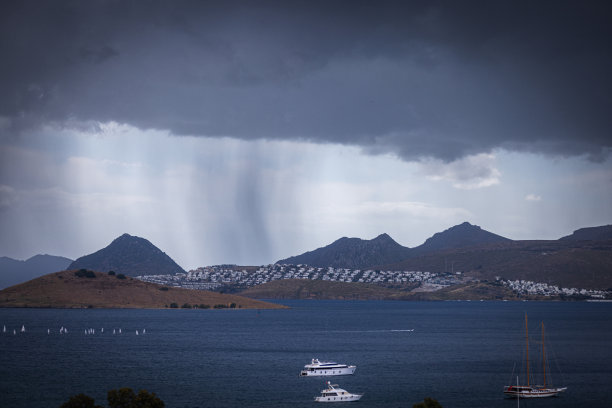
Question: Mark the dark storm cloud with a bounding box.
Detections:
[1,0,611,161]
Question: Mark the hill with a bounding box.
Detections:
[411,222,511,254]
[272,222,612,291]
[0,270,285,309]
[276,233,411,269]
[560,225,612,241]
[379,239,612,290]
[69,234,185,277]
[0,254,73,289]
[276,222,511,269]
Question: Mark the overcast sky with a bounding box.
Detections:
[1,0,611,269]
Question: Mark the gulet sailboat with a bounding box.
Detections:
[503,315,567,399]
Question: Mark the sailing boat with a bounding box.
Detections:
[503,315,567,398]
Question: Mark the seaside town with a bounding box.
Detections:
[136,264,610,300]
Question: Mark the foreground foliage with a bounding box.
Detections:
[413,397,443,408]
[60,388,164,408]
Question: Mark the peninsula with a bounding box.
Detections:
[0,270,285,309]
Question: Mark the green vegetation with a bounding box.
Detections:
[75,269,96,278]
[169,302,178,308]
[116,273,127,280]
[213,304,228,309]
[60,388,164,408]
[181,303,192,309]
[158,286,169,291]
[413,397,443,408]
[108,271,115,276]
[198,304,210,309]
[59,393,102,408]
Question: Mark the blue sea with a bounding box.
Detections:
[1,300,611,408]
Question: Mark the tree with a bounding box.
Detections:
[107,388,164,408]
[413,397,443,408]
[59,393,103,408]
[59,388,164,408]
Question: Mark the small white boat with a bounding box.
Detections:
[301,359,356,376]
[315,381,362,402]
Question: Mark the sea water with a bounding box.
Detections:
[1,300,611,408]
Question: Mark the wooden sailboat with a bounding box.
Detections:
[503,315,567,398]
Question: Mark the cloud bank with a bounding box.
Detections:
[1,0,611,162]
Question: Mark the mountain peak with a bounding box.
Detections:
[415,222,510,253]
[277,233,409,269]
[68,234,185,276]
[374,233,393,241]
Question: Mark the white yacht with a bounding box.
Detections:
[315,382,363,402]
[300,359,357,377]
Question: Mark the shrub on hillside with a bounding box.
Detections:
[75,269,96,278]
[116,274,127,280]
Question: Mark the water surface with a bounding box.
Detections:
[1,300,611,407]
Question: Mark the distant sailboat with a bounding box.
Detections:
[136,330,139,335]
[48,329,50,334]
[101,328,104,333]
[113,329,116,335]
[504,315,567,398]
[119,328,122,334]
[3,325,6,333]
[142,329,146,334]
[21,325,25,332]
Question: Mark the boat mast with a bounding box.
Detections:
[542,321,546,387]
[525,314,530,387]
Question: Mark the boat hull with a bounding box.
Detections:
[315,394,362,402]
[301,366,356,376]
[504,386,567,398]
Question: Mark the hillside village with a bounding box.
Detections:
[136,264,610,300]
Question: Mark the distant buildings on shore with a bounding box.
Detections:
[136,264,609,300]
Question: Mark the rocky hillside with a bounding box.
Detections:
[239,278,524,301]
[69,234,185,277]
